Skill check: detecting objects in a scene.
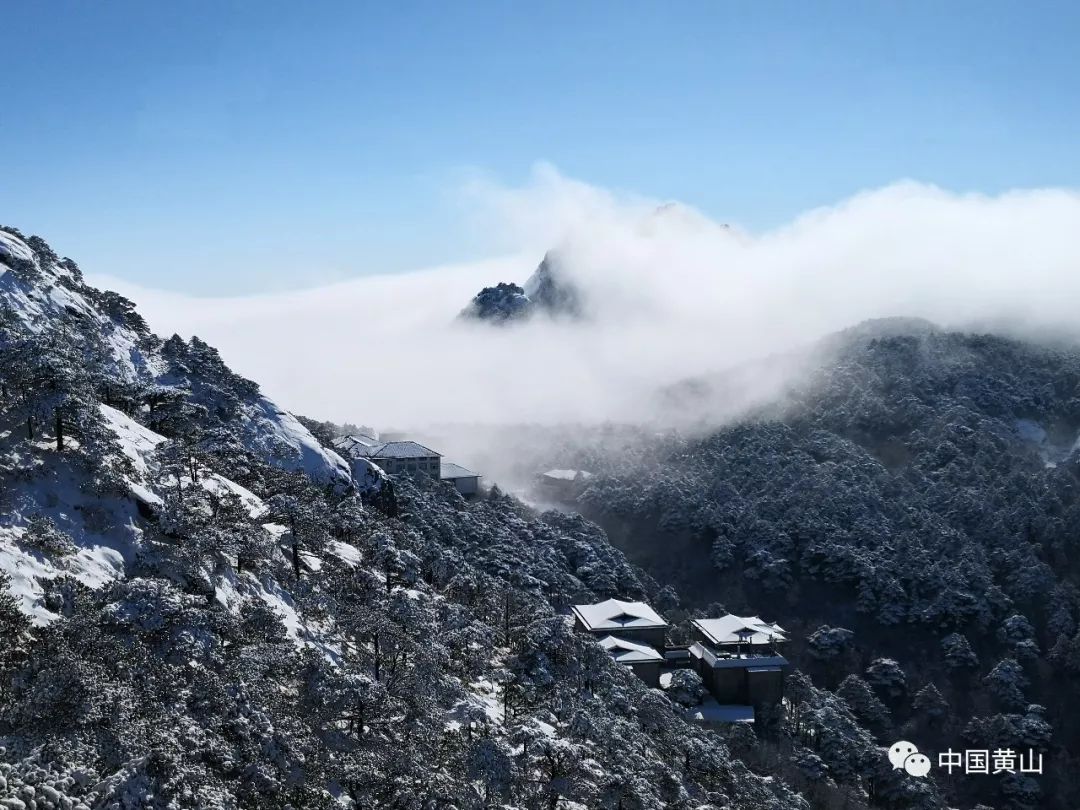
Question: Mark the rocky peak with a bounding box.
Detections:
[459,250,583,324]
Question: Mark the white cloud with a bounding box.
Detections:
[90,167,1080,434]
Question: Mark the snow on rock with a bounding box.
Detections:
[214,567,243,613]
[100,404,269,516]
[201,473,266,518]
[346,455,388,496]
[459,250,583,324]
[256,578,306,646]
[327,540,364,567]
[468,679,505,724]
[211,566,342,664]
[99,403,167,508]
[100,404,165,476]
[0,230,36,264]
[48,282,97,320]
[0,528,58,623]
[0,403,280,624]
[245,397,353,490]
[443,677,509,732]
[2,231,354,495]
[263,522,289,541]
[532,718,558,738]
[1,526,126,624]
[459,282,532,323]
[0,232,154,380]
[0,436,147,623]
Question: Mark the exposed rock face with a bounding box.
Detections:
[458,281,532,323]
[459,250,583,324]
[521,251,582,318]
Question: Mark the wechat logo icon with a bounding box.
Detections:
[888,741,931,777]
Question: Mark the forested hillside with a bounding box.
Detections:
[545,326,1080,810]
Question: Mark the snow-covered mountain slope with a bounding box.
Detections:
[0,407,158,624]
[110,404,372,650]
[0,402,317,625]
[0,228,351,490]
[0,226,356,626]
[1,225,820,810]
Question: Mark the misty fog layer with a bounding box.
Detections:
[91,167,1080,432]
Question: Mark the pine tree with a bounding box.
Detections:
[912,682,949,725]
[837,674,892,737]
[942,632,979,670]
[266,474,329,581]
[0,570,32,699]
[984,658,1029,710]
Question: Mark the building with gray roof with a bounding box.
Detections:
[440,461,480,497]
[333,435,484,494]
[572,598,668,653]
[598,635,663,686]
[333,435,441,480]
[689,613,789,714]
[692,615,787,649]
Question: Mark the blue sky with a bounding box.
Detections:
[2,1,1077,294]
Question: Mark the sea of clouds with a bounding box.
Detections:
[91,165,1080,433]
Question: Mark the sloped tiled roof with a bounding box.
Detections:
[333,435,440,460]
[693,615,787,646]
[441,461,479,480]
[365,441,440,459]
[572,598,668,631]
[598,635,663,663]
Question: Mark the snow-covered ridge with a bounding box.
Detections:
[0,230,35,265]
[1,227,356,622]
[0,227,352,490]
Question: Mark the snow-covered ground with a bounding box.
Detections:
[0,408,156,622]
[0,398,352,627]
[0,526,126,624]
